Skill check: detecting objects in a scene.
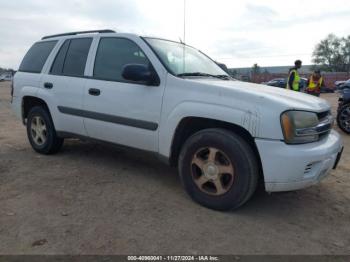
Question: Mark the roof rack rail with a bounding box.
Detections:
[42,29,116,40]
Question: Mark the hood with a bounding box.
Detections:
[190,78,331,112]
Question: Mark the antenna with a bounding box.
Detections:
[183,0,186,43]
[182,0,186,73]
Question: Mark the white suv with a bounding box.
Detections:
[11,30,343,210]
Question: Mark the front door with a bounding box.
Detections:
[83,37,165,152]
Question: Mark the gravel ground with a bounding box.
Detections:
[0,81,349,255]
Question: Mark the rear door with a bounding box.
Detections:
[83,36,165,152]
[40,37,93,135]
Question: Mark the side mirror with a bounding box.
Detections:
[122,64,159,86]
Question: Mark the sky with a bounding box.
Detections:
[0,0,350,69]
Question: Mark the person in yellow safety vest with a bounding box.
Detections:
[306,69,324,97]
[286,60,302,91]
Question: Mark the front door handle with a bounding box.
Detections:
[88,88,101,96]
[44,82,53,89]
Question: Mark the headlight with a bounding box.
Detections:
[281,111,332,144]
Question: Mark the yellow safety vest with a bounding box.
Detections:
[308,75,323,90]
[287,69,300,91]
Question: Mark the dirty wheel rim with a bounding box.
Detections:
[339,106,350,132]
[191,147,234,196]
[30,116,47,146]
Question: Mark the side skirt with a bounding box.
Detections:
[56,131,170,165]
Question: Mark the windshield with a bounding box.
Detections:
[144,38,229,78]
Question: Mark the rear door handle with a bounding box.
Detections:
[88,88,101,96]
[44,82,53,89]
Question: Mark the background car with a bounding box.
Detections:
[337,89,350,134]
[0,74,13,81]
[262,78,286,88]
[262,77,308,90]
[337,79,350,91]
[335,79,349,88]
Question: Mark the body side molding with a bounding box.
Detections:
[57,106,158,131]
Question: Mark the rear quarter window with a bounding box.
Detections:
[50,38,92,77]
[18,41,57,73]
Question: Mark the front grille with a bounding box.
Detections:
[317,110,333,140]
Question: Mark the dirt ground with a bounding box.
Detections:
[0,81,349,255]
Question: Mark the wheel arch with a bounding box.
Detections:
[22,96,50,124]
[168,117,263,180]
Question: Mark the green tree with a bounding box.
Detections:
[312,34,350,72]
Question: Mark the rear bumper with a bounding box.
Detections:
[255,130,343,192]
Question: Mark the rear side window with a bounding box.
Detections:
[93,38,150,82]
[50,38,92,77]
[19,41,57,73]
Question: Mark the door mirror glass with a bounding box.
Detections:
[122,64,159,85]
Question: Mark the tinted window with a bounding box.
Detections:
[19,41,57,73]
[94,38,150,81]
[50,40,70,75]
[62,38,92,77]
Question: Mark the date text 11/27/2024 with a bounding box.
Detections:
[127,256,219,261]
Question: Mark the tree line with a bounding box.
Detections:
[312,34,350,73]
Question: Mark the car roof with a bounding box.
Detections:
[41,29,116,40]
[39,30,189,47]
[40,29,142,42]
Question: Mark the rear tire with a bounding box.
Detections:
[178,128,259,211]
[26,106,64,154]
[337,104,350,134]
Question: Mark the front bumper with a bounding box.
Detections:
[255,130,343,192]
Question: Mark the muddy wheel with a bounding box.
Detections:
[178,128,258,211]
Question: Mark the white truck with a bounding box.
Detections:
[0,74,13,81]
[11,30,343,210]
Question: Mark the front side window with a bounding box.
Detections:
[94,38,150,82]
[145,38,229,78]
[50,38,92,77]
[19,41,57,73]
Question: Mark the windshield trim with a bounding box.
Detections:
[141,36,230,79]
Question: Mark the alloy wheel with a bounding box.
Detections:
[191,147,235,196]
[30,116,47,146]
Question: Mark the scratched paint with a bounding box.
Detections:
[241,108,261,137]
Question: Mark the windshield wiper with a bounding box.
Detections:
[177,72,230,80]
[215,74,231,80]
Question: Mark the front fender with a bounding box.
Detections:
[158,101,261,158]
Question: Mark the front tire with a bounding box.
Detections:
[337,104,350,134]
[26,106,64,154]
[178,128,259,211]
